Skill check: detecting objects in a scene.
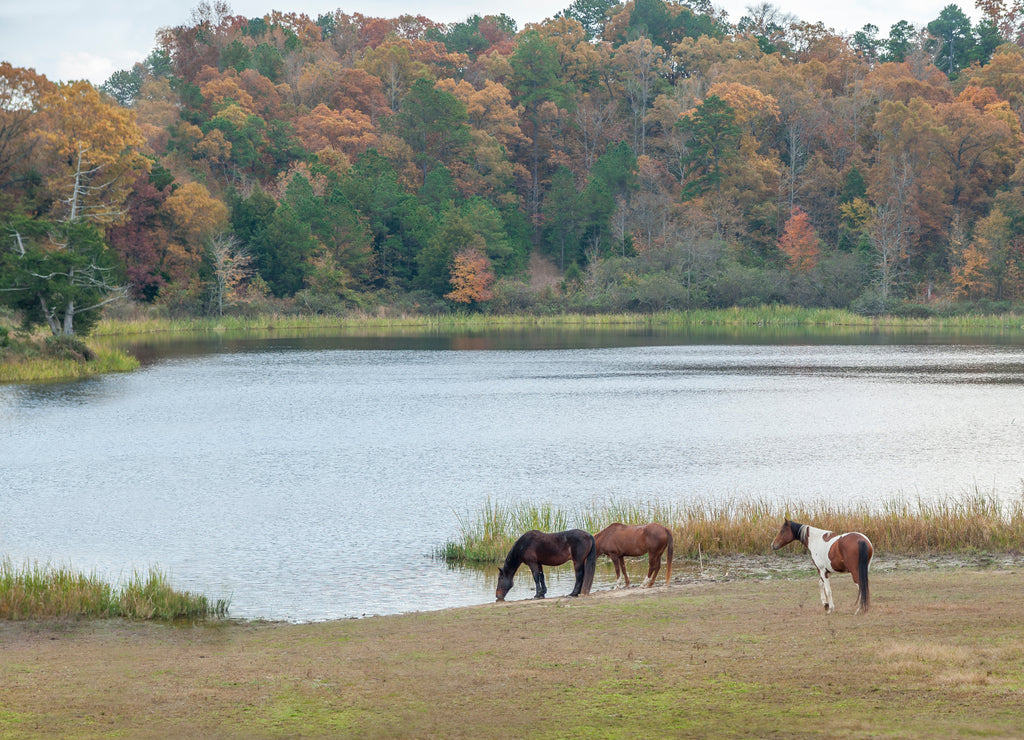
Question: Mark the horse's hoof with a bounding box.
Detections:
[495,597,504,602]
[533,595,545,599]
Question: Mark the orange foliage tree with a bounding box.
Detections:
[445,245,495,304]
[778,207,820,271]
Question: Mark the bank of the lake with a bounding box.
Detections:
[2,566,1021,738]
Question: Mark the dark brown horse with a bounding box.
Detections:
[771,519,873,614]
[495,529,596,601]
[594,522,674,588]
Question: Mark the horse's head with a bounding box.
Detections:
[495,566,513,601]
[771,519,797,551]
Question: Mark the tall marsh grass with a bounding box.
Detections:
[93,306,1024,339]
[0,560,229,621]
[439,493,1024,563]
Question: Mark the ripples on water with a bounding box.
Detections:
[2,334,1023,621]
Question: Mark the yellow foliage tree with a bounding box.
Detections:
[36,80,149,224]
[950,242,994,300]
[161,181,229,287]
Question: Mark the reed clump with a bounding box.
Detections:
[440,493,1024,563]
[0,559,229,621]
[437,500,571,563]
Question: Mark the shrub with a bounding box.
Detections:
[43,335,95,362]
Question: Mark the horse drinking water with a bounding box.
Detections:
[495,529,597,601]
[594,522,674,588]
[771,519,873,614]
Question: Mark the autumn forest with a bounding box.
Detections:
[4,0,1024,334]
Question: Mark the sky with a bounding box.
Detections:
[1,0,977,86]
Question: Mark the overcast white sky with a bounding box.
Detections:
[1,0,975,86]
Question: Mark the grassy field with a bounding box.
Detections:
[1,565,1022,738]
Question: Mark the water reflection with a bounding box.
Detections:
[3,333,1024,621]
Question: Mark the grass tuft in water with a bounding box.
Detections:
[0,559,229,621]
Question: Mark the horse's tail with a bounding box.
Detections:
[582,534,597,596]
[665,529,674,586]
[857,539,870,613]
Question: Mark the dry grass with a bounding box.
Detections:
[1,567,1023,738]
[442,494,1024,563]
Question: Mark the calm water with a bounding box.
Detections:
[2,330,1023,621]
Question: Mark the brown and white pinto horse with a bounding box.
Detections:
[771,519,873,615]
[594,522,674,588]
[495,529,596,601]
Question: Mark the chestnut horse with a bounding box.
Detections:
[495,529,596,601]
[771,519,873,614]
[594,522,674,588]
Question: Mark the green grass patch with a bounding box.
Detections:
[0,559,228,621]
[440,491,1024,563]
[0,332,139,383]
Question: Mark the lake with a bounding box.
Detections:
[2,328,1023,621]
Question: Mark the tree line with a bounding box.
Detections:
[4,0,1024,334]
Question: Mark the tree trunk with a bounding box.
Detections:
[38,294,61,336]
[62,300,75,335]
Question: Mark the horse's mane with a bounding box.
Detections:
[500,531,534,573]
[790,520,808,545]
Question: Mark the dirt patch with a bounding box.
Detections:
[528,252,562,291]
[2,564,1024,738]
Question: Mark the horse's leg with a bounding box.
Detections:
[820,571,835,613]
[850,569,868,614]
[642,553,661,588]
[570,560,585,597]
[609,556,622,588]
[610,556,626,589]
[530,563,546,599]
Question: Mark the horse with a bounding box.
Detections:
[495,529,596,601]
[771,518,873,615]
[594,522,674,588]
